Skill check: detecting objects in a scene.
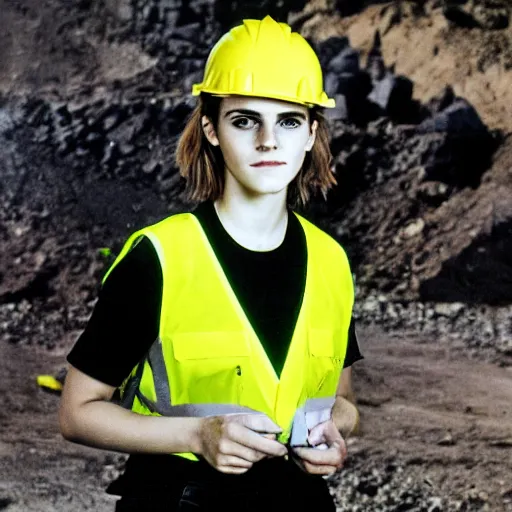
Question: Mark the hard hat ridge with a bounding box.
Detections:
[247,15,292,42]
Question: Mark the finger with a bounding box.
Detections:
[293,445,343,466]
[332,438,348,461]
[216,454,253,469]
[308,422,328,446]
[222,441,267,464]
[227,423,287,457]
[289,450,339,476]
[216,464,251,475]
[308,420,343,447]
[302,462,339,476]
[232,414,282,434]
[238,431,287,457]
[339,440,348,460]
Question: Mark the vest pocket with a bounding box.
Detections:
[308,328,344,396]
[172,331,249,404]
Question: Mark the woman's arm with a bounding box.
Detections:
[59,365,287,474]
[332,367,360,439]
[59,365,203,454]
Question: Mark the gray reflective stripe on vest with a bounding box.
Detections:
[136,392,262,417]
[147,337,171,408]
[119,337,169,411]
[135,392,335,446]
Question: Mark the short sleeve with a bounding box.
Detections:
[67,237,163,387]
[343,318,363,368]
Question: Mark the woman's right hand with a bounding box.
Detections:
[197,414,288,474]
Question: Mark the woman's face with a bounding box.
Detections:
[202,96,317,199]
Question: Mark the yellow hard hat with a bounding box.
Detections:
[192,16,335,108]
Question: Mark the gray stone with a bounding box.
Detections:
[418,100,488,136]
[324,94,348,122]
[328,47,360,75]
[434,302,465,318]
[106,0,133,21]
[401,218,425,239]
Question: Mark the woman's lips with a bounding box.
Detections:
[250,161,286,167]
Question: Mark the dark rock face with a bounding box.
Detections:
[443,0,510,30]
[0,91,193,340]
[420,219,512,304]
[416,137,512,305]
[214,0,308,30]
[321,116,503,303]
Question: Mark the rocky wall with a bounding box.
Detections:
[0,0,511,361]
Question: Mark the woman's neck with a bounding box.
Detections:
[214,193,289,252]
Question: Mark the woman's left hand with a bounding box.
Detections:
[291,419,347,475]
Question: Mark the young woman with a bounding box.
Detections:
[60,16,362,512]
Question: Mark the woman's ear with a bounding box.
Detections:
[305,119,318,152]
[201,115,220,147]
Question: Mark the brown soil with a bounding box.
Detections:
[2,329,511,511]
[350,328,512,510]
[301,1,512,133]
[0,339,116,511]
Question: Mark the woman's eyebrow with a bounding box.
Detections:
[277,111,308,120]
[223,108,307,120]
[224,108,260,117]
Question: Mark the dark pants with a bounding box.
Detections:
[113,457,335,511]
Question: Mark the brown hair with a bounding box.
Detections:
[176,94,336,207]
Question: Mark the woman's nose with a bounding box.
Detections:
[256,124,278,151]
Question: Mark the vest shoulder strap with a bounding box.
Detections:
[294,213,353,283]
[102,213,197,284]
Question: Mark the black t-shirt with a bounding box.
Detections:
[68,202,362,385]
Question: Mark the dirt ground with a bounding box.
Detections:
[1,328,511,511]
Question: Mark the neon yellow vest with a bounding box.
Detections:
[105,212,354,460]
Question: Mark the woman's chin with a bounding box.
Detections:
[238,176,295,197]
[242,185,289,198]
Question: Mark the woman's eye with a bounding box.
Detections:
[232,117,257,129]
[280,118,302,129]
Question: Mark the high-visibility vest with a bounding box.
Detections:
[105,212,354,460]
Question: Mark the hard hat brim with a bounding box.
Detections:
[192,84,336,109]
